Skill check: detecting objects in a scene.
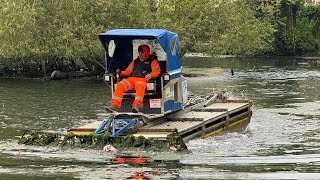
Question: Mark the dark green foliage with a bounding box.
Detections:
[274,17,318,55]
[1,0,320,76]
[245,0,320,56]
[19,131,188,152]
[133,136,147,147]
[19,131,60,146]
[272,1,320,55]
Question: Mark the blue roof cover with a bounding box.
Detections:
[104,29,167,37]
[98,29,180,73]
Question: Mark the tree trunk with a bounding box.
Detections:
[41,59,46,77]
[292,5,297,29]
[313,11,320,36]
[286,5,292,30]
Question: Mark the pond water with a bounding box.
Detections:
[1,57,320,179]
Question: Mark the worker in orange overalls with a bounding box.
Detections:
[107,44,161,113]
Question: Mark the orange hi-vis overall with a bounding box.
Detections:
[110,45,161,108]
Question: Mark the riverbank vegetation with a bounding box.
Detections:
[0,0,319,77]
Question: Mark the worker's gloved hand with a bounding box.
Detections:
[144,74,152,83]
[116,69,121,76]
[142,70,148,77]
[115,69,121,78]
[115,69,122,83]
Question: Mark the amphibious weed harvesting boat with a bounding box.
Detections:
[20,29,252,151]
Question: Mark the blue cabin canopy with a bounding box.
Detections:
[98,29,180,73]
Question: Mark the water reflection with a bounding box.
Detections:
[0,143,183,179]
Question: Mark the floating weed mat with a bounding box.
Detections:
[19,130,188,152]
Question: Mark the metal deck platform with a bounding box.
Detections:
[68,100,252,141]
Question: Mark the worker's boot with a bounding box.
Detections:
[131,105,139,113]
